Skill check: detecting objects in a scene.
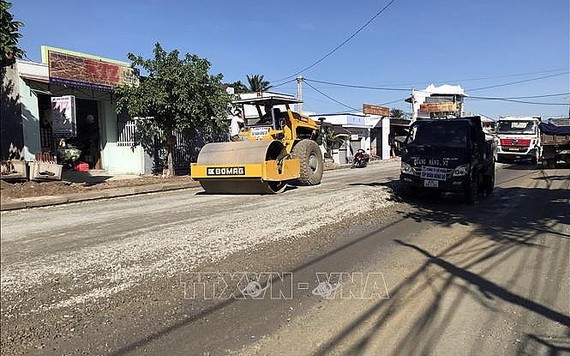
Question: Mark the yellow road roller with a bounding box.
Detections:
[190,95,323,194]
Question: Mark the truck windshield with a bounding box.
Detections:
[497,121,536,135]
[407,121,469,148]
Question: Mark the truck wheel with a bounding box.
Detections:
[531,151,540,166]
[546,159,556,169]
[465,174,478,205]
[292,139,323,186]
[483,164,495,196]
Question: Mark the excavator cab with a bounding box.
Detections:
[190,95,324,194]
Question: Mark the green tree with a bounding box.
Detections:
[228,80,248,94]
[390,108,404,118]
[246,74,271,92]
[1,0,24,67]
[115,43,231,177]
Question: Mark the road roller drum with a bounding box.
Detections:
[191,140,301,194]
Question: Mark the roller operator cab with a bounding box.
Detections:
[400,116,496,204]
[190,95,324,194]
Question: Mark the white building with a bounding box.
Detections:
[406,84,468,120]
[310,113,391,164]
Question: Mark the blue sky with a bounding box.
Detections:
[11,0,570,118]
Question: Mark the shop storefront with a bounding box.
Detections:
[7,46,147,175]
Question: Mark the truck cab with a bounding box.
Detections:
[495,116,541,163]
[400,116,495,204]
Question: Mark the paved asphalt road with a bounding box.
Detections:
[1,161,569,355]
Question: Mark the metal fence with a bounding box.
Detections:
[117,120,137,147]
[116,120,227,174]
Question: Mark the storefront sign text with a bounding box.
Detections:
[47,50,137,91]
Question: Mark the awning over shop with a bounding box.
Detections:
[21,75,115,101]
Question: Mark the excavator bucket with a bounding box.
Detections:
[190,140,300,194]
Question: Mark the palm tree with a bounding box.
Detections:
[322,127,345,159]
[246,74,271,92]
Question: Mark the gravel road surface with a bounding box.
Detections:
[1,161,568,355]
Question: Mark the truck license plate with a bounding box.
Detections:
[424,179,439,188]
[420,166,447,180]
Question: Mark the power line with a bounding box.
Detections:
[466,71,569,91]
[300,75,569,113]
[301,69,569,93]
[304,81,360,112]
[270,78,297,89]
[305,77,570,96]
[394,68,569,87]
[379,97,408,106]
[467,96,569,106]
[494,93,569,99]
[271,0,399,86]
[304,78,410,91]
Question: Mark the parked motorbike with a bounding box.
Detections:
[352,149,370,168]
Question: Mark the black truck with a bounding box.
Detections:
[400,116,495,204]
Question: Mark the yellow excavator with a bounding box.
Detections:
[190,95,323,194]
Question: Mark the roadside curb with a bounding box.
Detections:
[0,182,200,212]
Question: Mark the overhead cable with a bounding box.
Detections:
[271,0,398,86]
[494,93,569,99]
[270,78,297,89]
[304,78,410,91]
[304,81,360,111]
[467,96,569,105]
[466,71,569,91]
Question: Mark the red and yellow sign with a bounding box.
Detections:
[41,46,137,91]
[363,104,390,116]
[419,102,457,113]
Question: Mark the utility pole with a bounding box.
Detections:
[296,75,303,114]
[410,88,417,122]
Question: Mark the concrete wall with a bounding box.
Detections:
[99,101,145,175]
[18,76,41,161]
[381,117,391,159]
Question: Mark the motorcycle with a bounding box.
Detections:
[352,149,370,168]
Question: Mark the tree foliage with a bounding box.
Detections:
[228,80,249,94]
[1,0,25,67]
[115,42,232,175]
[246,74,271,92]
[390,108,404,118]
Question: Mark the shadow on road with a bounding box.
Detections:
[109,173,569,355]
[61,170,113,186]
[500,162,570,170]
[313,181,570,355]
